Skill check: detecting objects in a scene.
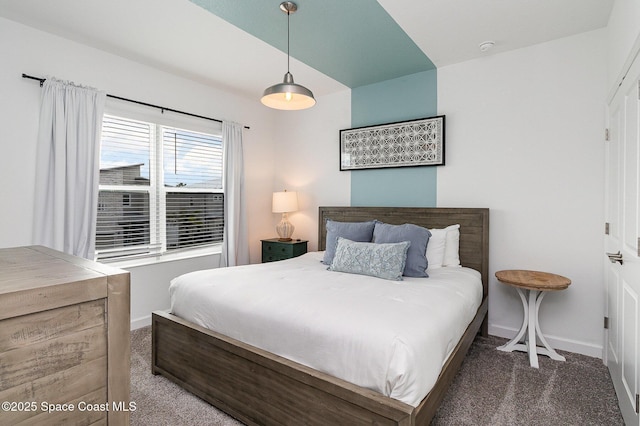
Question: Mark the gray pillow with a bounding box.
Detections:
[328,237,410,281]
[322,219,377,265]
[372,222,431,277]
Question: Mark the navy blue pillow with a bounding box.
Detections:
[322,219,377,265]
[372,222,431,277]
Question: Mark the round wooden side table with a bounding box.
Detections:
[495,269,571,368]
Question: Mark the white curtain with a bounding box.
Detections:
[221,121,249,266]
[32,78,106,259]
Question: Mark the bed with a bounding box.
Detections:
[152,206,489,425]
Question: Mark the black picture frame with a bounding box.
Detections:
[340,115,445,171]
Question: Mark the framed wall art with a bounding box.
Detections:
[340,115,445,171]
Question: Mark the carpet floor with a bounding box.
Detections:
[130,327,624,425]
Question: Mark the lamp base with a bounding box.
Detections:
[276,213,295,241]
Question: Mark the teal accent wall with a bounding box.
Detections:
[190,0,435,88]
[350,70,438,207]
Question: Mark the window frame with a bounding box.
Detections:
[96,109,224,265]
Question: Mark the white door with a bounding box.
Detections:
[605,53,640,425]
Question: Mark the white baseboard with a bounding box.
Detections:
[489,324,604,359]
[130,314,152,330]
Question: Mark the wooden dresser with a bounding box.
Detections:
[0,245,130,425]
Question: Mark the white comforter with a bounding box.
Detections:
[169,251,482,407]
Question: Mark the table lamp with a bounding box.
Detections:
[272,190,298,241]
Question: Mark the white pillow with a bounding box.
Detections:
[426,228,447,270]
[443,224,461,267]
[426,224,461,271]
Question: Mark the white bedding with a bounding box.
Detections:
[169,251,483,407]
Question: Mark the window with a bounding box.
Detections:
[96,114,223,261]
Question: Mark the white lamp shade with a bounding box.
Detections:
[272,191,298,213]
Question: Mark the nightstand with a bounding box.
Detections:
[261,238,308,263]
[495,269,571,368]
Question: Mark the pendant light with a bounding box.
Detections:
[261,1,316,110]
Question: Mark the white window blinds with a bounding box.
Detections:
[162,127,224,251]
[96,115,223,261]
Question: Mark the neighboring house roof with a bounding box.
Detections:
[99,163,145,171]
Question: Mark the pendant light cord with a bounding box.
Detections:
[287,8,291,73]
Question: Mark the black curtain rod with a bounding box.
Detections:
[22,73,250,130]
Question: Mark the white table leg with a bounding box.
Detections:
[496,288,565,368]
[528,290,539,368]
[497,288,529,354]
[533,291,566,362]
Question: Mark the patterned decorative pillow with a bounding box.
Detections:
[328,237,410,281]
[322,219,377,265]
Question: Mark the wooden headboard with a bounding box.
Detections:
[318,207,490,298]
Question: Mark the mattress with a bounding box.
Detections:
[169,251,483,407]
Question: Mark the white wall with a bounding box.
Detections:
[0,17,277,327]
[606,0,640,91]
[437,29,607,357]
[272,90,352,251]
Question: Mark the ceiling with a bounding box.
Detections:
[0,0,614,101]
